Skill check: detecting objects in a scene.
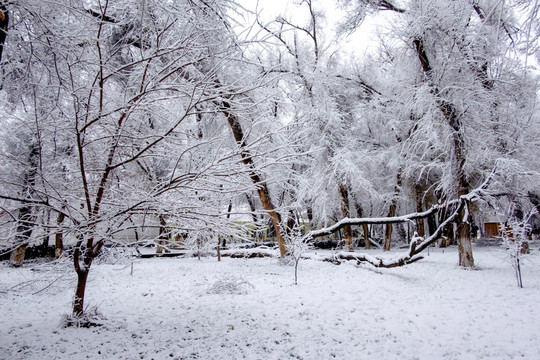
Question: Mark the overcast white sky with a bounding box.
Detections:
[234,0,387,58]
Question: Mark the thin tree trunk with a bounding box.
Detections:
[41,209,51,248]
[384,170,402,251]
[55,211,66,259]
[223,201,232,248]
[338,183,353,252]
[415,184,425,238]
[245,194,260,241]
[217,236,221,262]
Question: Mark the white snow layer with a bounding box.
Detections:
[1,246,539,359]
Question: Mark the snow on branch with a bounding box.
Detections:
[307,171,496,268]
[313,198,465,268]
[306,203,452,239]
[307,168,495,240]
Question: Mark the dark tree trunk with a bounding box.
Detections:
[245,194,260,240]
[72,239,104,319]
[55,211,66,259]
[73,269,89,317]
[306,206,314,229]
[415,184,425,238]
[427,212,437,238]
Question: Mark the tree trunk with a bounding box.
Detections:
[384,216,394,251]
[156,215,169,254]
[9,205,34,267]
[384,170,402,251]
[72,239,104,318]
[415,184,425,238]
[217,236,222,262]
[9,245,28,268]
[427,212,436,238]
[9,142,40,267]
[245,194,260,241]
[456,199,475,267]
[55,211,66,259]
[338,183,353,252]
[73,269,89,317]
[41,209,51,247]
[413,37,474,268]
[222,101,286,257]
[306,206,314,229]
[354,201,370,249]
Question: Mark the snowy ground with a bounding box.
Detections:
[1,245,539,360]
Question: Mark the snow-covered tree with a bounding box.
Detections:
[338,0,540,267]
[0,0,274,322]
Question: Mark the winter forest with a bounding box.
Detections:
[0,0,539,359]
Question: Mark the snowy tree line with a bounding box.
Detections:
[0,0,538,321]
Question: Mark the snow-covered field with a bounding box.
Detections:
[1,246,539,360]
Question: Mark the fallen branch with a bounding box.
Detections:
[306,193,475,268]
[308,201,454,239]
[308,170,493,241]
[302,171,495,268]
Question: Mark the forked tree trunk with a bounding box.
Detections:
[338,183,353,252]
[413,37,474,268]
[354,201,370,249]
